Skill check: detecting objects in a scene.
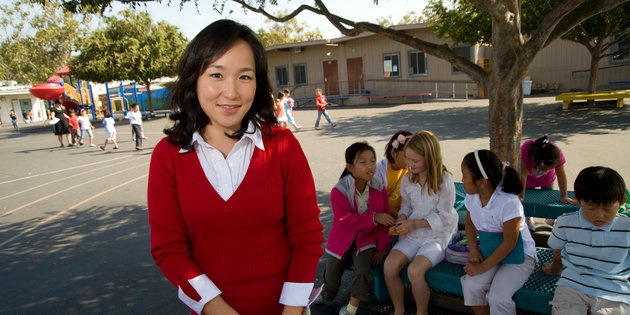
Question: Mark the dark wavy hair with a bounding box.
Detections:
[165,19,276,149]
[462,149,523,195]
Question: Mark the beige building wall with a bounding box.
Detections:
[266,24,629,105]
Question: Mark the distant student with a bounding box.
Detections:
[99,111,119,150]
[520,135,577,228]
[125,104,143,150]
[543,166,629,314]
[283,89,301,131]
[68,109,80,146]
[77,108,95,147]
[383,130,458,315]
[315,142,393,315]
[9,110,18,130]
[375,130,412,217]
[275,92,288,128]
[314,88,336,130]
[460,149,537,315]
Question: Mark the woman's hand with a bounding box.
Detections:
[374,213,395,226]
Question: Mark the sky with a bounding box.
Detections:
[108,0,427,41]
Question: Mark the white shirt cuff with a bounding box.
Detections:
[279,282,314,306]
[177,274,221,314]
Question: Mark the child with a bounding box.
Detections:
[520,135,577,228]
[383,130,458,315]
[68,109,80,146]
[275,92,288,128]
[375,130,412,217]
[542,166,629,314]
[125,103,143,150]
[314,88,336,130]
[99,111,119,150]
[316,142,393,315]
[460,149,537,315]
[283,88,301,131]
[77,108,95,147]
[9,110,18,130]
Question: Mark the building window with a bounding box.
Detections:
[293,63,307,85]
[383,53,400,78]
[452,46,472,73]
[409,51,428,75]
[611,38,630,63]
[275,65,288,86]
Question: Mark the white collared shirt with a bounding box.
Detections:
[180,121,264,201]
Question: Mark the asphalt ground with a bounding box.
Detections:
[0,96,628,315]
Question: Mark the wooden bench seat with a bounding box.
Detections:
[362,93,432,104]
[555,90,630,109]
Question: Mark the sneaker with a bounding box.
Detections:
[135,147,143,150]
[89,144,95,147]
[114,146,119,149]
[331,123,337,128]
[68,143,75,147]
[315,127,321,130]
[141,136,148,139]
[79,142,84,146]
[99,145,105,151]
[338,306,351,315]
[527,217,535,231]
[60,144,64,148]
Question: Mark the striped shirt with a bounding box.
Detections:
[548,210,630,304]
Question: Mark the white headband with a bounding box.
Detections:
[474,150,488,179]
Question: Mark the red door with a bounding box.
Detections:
[346,57,364,94]
[323,60,340,96]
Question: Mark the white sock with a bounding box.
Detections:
[346,303,358,315]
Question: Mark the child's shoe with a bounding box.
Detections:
[99,145,105,151]
[89,144,95,147]
[114,146,119,149]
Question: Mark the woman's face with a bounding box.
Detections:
[197,39,256,134]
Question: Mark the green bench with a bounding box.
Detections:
[371,184,580,314]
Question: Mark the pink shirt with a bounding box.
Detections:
[520,139,566,188]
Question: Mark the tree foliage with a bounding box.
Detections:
[0,0,92,84]
[39,0,630,164]
[256,10,323,46]
[72,10,187,111]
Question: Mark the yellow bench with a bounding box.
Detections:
[555,90,630,110]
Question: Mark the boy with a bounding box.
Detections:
[314,88,336,130]
[125,103,143,150]
[68,109,80,146]
[543,166,629,314]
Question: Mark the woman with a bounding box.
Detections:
[50,99,72,147]
[147,20,324,315]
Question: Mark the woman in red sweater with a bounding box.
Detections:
[148,20,324,315]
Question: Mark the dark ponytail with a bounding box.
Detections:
[462,149,523,195]
[530,135,560,167]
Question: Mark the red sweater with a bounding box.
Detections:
[148,127,324,314]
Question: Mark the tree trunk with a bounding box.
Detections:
[587,50,601,94]
[487,5,526,167]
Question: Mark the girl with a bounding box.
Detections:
[383,130,458,315]
[520,135,577,228]
[148,20,323,315]
[318,142,393,315]
[375,130,412,217]
[283,88,301,131]
[314,88,336,130]
[77,108,95,147]
[275,91,288,128]
[99,111,118,150]
[460,149,537,315]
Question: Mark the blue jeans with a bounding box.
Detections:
[315,110,334,128]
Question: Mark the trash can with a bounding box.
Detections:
[522,80,533,96]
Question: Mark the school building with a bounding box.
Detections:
[265,23,630,105]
